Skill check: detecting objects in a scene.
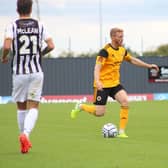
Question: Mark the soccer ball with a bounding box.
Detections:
[102,123,118,138]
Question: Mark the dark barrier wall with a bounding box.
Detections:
[121,57,168,93]
[42,57,94,95]
[0,56,168,96]
[0,62,12,96]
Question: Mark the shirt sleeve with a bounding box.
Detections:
[96,49,108,65]
[124,49,132,61]
[98,49,108,58]
[4,22,14,39]
[40,22,52,41]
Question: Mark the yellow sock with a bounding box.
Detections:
[119,106,129,130]
[80,104,96,114]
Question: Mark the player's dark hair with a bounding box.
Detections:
[17,0,33,15]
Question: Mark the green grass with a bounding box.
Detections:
[0,101,168,168]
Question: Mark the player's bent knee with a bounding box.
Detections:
[94,113,104,117]
[94,105,105,117]
[121,101,129,107]
[94,111,105,117]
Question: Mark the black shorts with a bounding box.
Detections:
[93,84,125,105]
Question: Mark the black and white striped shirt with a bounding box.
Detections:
[5,18,50,75]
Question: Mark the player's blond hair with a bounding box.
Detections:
[110,28,123,37]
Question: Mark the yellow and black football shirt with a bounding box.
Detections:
[94,43,132,88]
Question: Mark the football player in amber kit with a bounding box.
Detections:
[71,28,158,138]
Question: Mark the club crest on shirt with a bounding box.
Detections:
[97,96,102,101]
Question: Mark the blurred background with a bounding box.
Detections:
[0,0,168,57]
[1,0,168,103]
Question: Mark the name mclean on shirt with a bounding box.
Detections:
[17,27,39,34]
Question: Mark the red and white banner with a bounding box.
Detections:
[41,95,93,103]
[41,93,153,103]
[0,93,164,104]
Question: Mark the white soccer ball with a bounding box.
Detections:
[102,123,118,138]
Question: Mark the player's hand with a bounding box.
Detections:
[150,64,159,72]
[96,80,103,91]
[1,56,8,64]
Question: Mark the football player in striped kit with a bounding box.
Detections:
[1,0,54,153]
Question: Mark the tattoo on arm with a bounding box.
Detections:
[41,47,52,56]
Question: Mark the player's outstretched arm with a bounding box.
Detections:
[129,57,159,71]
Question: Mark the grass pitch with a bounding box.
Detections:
[0,101,168,168]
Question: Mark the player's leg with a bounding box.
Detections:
[19,100,39,154]
[12,74,29,134]
[71,88,108,118]
[23,100,39,138]
[23,72,43,138]
[17,102,27,133]
[114,89,129,138]
[17,101,31,154]
[71,104,106,119]
[70,101,97,119]
[80,104,106,116]
[12,74,32,153]
[20,72,43,153]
